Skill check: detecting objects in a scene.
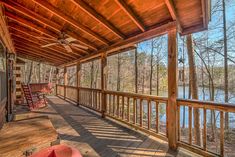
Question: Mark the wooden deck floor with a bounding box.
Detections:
[15,96,200,157]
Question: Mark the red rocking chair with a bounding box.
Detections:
[21,84,47,110]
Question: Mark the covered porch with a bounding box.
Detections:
[1,0,234,157]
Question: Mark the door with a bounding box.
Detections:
[0,40,7,128]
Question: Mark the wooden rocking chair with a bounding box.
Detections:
[21,84,47,110]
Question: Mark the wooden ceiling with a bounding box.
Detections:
[0,0,209,66]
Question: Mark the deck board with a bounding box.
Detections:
[0,116,58,157]
[12,96,201,157]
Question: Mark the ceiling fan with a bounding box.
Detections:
[38,32,88,53]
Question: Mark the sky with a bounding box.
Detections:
[135,0,235,66]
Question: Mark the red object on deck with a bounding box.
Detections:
[29,83,53,94]
[21,84,47,110]
[30,145,82,157]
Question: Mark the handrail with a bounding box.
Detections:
[79,87,102,92]
[177,98,235,112]
[57,85,168,101]
[105,90,168,102]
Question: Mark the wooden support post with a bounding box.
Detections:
[55,68,59,96]
[101,53,107,118]
[77,62,81,106]
[64,66,67,100]
[167,29,178,150]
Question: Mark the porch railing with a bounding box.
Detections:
[177,99,235,157]
[56,85,235,156]
[79,87,102,112]
[104,90,168,140]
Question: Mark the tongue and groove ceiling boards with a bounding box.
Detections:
[0,0,209,66]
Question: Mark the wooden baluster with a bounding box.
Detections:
[203,108,207,151]
[92,91,94,108]
[113,95,115,116]
[64,67,67,100]
[156,101,159,133]
[76,62,80,105]
[220,111,224,157]
[92,90,94,108]
[81,90,83,105]
[100,92,102,111]
[83,90,84,106]
[87,90,89,106]
[127,97,130,122]
[122,96,125,119]
[177,105,180,141]
[98,91,99,110]
[108,94,111,114]
[85,91,87,106]
[189,107,192,145]
[95,91,97,109]
[90,91,91,107]
[133,98,136,124]
[117,95,120,117]
[148,100,151,130]
[83,90,85,106]
[140,99,143,127]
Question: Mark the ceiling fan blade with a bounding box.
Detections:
[65,37,77,43]
[41,43,58,48]
[71,43,88,50]
[63,45,73,53]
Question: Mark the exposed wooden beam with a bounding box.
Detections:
[201,0,209,29]
[1,0,97,51]
[16,50,63,66]
[15,47,65,63]
[16,51,62,65]
[8,24,87,56]
[0,4,15,52]
[1,0,61,32]
[12,37,75,61]
[31,0,110,45]
[5,11,57,38]
[10,31,82,58]
[181,24,207,36]
[164,0,182,32]
[14,46,67,63]
[71,0,125,39]
[62,21,176,66]
[13,40,72,61]
[115,0,146,32]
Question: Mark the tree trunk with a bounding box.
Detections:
[27,61,33,84]
[186,34,201,146]
[38,63,41,83]
[222,0,229,131]
[135,48,138,93]
[48,67,52,83]
[182,37,186,128]
[90,61,94,88]
[150,39,154,95]
[156,61,159,96]
[142,63,145,94]
[117,53,121,91]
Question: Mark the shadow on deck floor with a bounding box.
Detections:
[16,96,200,157]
